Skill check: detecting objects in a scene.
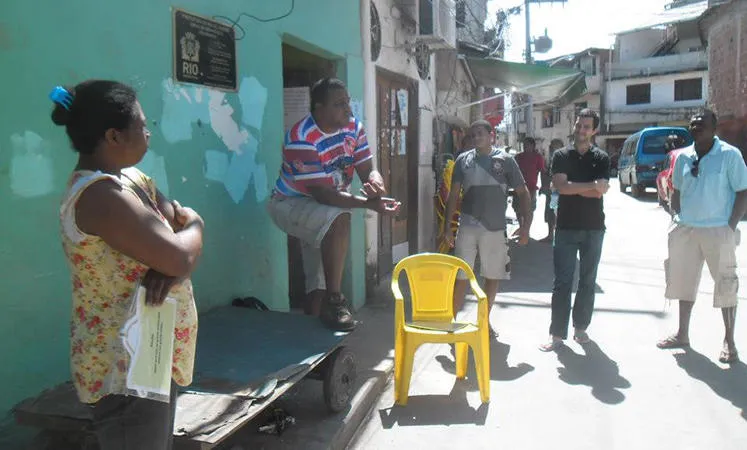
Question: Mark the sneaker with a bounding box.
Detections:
[319,292,357,331]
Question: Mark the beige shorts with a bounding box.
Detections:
[665,224,740,308]
[267,195,350,293]
[455,225,510,280]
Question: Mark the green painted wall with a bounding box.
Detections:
[0,0,365,426]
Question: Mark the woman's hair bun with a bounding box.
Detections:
[51,104,70,126]
[49,85,75,127]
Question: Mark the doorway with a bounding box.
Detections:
[281,42,337,310]
[376,69,419,279]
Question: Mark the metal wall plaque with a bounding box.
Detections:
[173,9,237,91]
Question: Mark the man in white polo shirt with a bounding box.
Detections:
[657,109,747,363]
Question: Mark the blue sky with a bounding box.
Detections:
[487,0,672,62]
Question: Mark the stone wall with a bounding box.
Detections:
[702,0,747,158]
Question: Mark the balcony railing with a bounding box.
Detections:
[606,51,707,80]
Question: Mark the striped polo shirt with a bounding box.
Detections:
[273,114,372,197]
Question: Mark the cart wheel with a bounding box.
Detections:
[323,347,357,413]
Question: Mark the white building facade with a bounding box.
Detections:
[601,0,709,156]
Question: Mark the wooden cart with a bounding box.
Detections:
[14,305,357,449]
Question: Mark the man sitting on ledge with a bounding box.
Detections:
[267,78,400,331]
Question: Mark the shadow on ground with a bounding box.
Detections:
[553,340,631,405]
[434,340,534,383]
[501,239,604,295]
[377,382,489,428]
[673,349,747,421]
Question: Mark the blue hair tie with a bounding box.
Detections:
[49,86,73,110]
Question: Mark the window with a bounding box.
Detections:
[642,134,669,154]
[542,109,554,128]
[553,106,561,124]
[642,131,691,154]
[456,0,466,29]
[575,101,588,112]
[626,83,651,105]
[630,137,640,155]
[674,78,702,101]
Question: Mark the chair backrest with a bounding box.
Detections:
[392,253,476,323]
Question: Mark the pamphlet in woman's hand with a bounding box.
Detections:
[121,286,177,401]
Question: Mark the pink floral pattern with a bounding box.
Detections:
[60,168,198,404]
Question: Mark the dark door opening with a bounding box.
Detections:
[281,43,337,310]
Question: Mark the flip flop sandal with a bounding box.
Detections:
[657,336,690,349]
[719,349,739,364]
[573,331,591,344]
[539,340,563,352]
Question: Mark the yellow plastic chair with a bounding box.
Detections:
[391,253,490,405]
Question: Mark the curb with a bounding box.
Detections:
[330,362,394,450]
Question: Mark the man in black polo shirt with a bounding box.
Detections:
[540,109,610,352]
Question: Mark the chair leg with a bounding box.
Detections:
[395,340,418,406]
[455,342,469,379]
[394,329,405,404]
[473,339,491,403]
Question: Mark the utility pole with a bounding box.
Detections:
[525,0,532,65]
[523,0,534,139]
[522,0,566,140]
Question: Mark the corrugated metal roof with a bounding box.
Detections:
[613,1,708,35]
[543,47,610,68]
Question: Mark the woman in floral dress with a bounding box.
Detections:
[51,80,204,449]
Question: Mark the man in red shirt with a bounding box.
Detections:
[513,137,546,235]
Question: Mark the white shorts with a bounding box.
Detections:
[455,225,510,280]
[664,224,740,308]
[267,195,350,293]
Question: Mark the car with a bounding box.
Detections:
[656,148,687,213]
[618,127,693,197]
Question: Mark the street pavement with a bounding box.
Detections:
[349,180,747,450]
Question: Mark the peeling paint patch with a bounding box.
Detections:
[253,163,268,202]
[223,134,269,204]
[204,149,229,182]
[9,131,54,197]
[136,150,169,197]
[224,135,259,204]
[239,77,268,131]
[208,91,250,153]
[159,79,210,144]
[159,77,270,204]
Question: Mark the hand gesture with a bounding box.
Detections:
[368,197,401,215]
[360,178,387,198]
